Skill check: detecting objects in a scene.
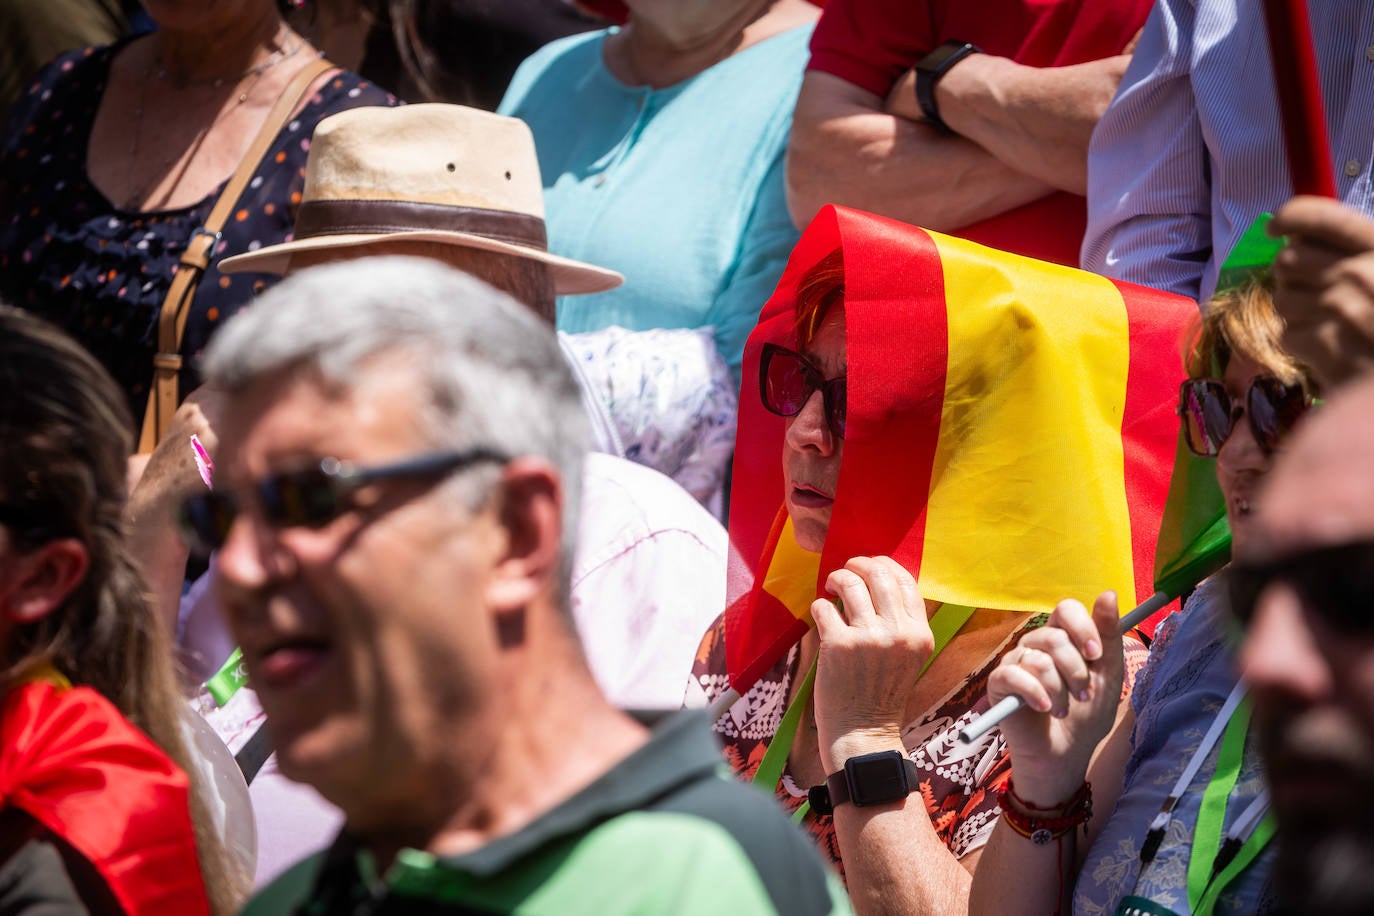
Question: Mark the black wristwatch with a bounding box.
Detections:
[914,39,981,133]
[807,750,920,815]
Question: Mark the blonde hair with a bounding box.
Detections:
[1186,275,1316,393]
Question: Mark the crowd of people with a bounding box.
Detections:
[3,0,1374,913]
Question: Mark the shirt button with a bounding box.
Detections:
[1366,44,1374,61]
[1347,159,1364,178]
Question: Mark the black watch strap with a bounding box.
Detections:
[914,39,981,133]
[807,750,920,815]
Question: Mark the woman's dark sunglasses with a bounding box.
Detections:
[178,447,508,555]
[1227,540,1374,634]
[1177,376,1310,457]
[759,342,847,440]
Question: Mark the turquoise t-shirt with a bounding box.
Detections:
[499,25,812,379]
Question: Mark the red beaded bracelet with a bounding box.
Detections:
[996,780,1093,845]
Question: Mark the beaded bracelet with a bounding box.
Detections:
[996,780,1093,845]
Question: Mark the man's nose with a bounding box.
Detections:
[1239,581,1334,705]
[214,508,293,595]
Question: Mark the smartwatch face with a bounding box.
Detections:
[847,753,909,806]
[918,41,974,75]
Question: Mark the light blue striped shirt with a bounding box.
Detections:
[1082,0,1374,306]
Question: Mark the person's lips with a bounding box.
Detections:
[790,483,834,509]
[252,637,333,690]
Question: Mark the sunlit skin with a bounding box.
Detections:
[213,359,508,837]
[1236,379,1374,910]
[1214,354,1279,553]
[781,308,845,553]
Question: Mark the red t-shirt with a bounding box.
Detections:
[808,0,1153,266]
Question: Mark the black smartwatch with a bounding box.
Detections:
[807,750,920,815]
[914,39,981,133]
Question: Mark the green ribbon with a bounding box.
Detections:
[205,647,249,707]
[1185,698,1277,916]
[751,603,979,821]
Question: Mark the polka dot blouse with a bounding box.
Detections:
[0,43,397,420]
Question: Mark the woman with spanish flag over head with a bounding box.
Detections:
[0,307,242,915]
[687,205,1196,911]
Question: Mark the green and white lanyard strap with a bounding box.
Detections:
[1138,682,1247,863]
[205,646,249,707]
[1129,680,1276,916]
[751,603,978,823]
[1186,696,1274,916]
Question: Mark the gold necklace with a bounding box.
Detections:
[121,36,301,210]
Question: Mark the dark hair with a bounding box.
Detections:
[0,306,243,913]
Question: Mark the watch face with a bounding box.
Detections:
[847,752,909,807]
[918,41,973,75]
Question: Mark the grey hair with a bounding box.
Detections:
[202,257,588,599]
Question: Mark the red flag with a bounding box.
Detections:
[0,681,211,916]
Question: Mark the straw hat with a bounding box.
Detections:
[218,104,623,295]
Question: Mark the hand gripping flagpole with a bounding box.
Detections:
[955,589,1173,745]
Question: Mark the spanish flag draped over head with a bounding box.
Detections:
[723,206,1196,695]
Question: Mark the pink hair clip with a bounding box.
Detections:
[190,435,215,489]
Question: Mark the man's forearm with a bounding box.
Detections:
[887,53,1132,196]
[786,71,1053,232]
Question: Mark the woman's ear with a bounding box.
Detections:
[2,538,90,625]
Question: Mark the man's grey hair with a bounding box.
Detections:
[202,257,589,599]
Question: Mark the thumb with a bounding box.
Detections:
[1092,590,1123,666]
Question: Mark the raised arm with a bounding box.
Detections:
[810,556,979,915]
[124,387,222,639]
[786,70,1054,232]
[966,592,1133,914]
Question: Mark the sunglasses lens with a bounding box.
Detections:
[1230,544,1374,635]
[762,346,813,418]
[1249,378,1308,453]
[1181,381,1231,457]
[179,493,236,553]
[262,469,342,528]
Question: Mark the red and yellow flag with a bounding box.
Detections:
[723,206,1195,694]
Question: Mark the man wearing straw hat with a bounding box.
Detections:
[124,105,734,885]
[133,105,729,716]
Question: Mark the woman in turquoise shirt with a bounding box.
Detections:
[498,1,819,381]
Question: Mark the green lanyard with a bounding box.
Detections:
[751,603,977,822]
[205,647,249,706]
[1185,697,1277,916]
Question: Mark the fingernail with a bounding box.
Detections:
[1076,689,1090,702]
[1086,640,1101,659]
[1053,709,1067,719]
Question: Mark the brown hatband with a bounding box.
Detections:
[293,199,549,250]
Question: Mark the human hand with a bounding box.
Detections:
[986,591,1123,806]
[1271,195,1374,388]
[811,557,933,772]
[129,385,226,517]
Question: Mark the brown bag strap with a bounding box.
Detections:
[137,56,335,454]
